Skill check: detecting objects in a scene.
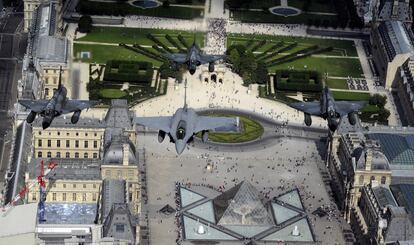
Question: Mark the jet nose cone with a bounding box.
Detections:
[175,140,186,155]
[189,69,196,75]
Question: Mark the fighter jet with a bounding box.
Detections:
[19,67,99,129]
[134,81,238,154]
[162,40,225,75]
[289,87,367,131]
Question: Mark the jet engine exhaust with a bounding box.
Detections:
[348,112,357,125]
[202,130,209,143]
[71,110,81,124]
[304,113,312,126]
[27,111,36,123]
[42,117,53,129]
[158,130,166,143]
[208,62,215,72]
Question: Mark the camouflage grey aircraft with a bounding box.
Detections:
[19,68,99,129]
[162,41,225,75]
[289,87,366,131]
[134,81,238,154]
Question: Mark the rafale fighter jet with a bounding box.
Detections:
[289,87,366,132]
[134,81,238,154]
[162,40,225,75]
[19,67,99,129]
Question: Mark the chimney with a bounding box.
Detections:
[122,143,129,166]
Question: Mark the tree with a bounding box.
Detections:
[228,49,241,73]
[254,62,268,84]
[78,15,92,33]
[240,51,257,73]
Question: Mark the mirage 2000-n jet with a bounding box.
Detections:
[162,40,225,75]
[289,87,367,132]
[19,67,99,129]
[134,81,238,154]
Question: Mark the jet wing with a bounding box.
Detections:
[134,116,172,133]
[161,53,187,64]
[199,54,226,64]
[335,101,367,117]
[19,100,48,113]
[61,100,99,114]
[289,101,321,116]
[194,116,238,133]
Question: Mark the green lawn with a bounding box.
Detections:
[73,44,163,65]
[77,27,205,47]
[199,114,264,143]
[332,91,371,101]
[99,89,127,99]
[77,0,204,19]
[326,78,348,90]
[228,34,357,56]
[268,57,363,78]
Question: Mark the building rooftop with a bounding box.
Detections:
[28,158,101,180]
[378,0,412,23]
[368,133,414,169]
[390,184,414,223]
[104,100,134,130]
[378,21,414,60]
[372,185,398,208]
[32,116,106,129]
[0,203,38,238]
[43,203,97,224]
[102,179,126,222]
[103,135,138,165]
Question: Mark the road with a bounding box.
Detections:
[0,10,26,204]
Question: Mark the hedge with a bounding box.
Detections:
[104,60,153,84]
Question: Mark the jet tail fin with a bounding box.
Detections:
[184,78,188,110]
[58,66,63,90]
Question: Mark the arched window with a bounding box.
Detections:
[381,176,386,185]
[65,152,70,158]
[38,152,42,158]
[45,88,49,96]
[359,175,364,185]
[47,152,51,158]
[84,152,88,158]
[56,152,61,158]
[370,176,375,182]
[75,152,79,158]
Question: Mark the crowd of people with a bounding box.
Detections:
[205,18,227,55]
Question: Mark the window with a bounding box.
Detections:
[84,141,88,148]
[65,152,70,158]
[39,131,42,135]
[72,193,76,201]
[93,141,97,148]
[381,176,387,185]
[76,132,79,136]
[53,77,57,84]
[47,152,51,158]
[38,140,42,147]
[52,88,56,95]
[75,140,79,148]
[38,152,42,157]
[66,140,70,147]
[85,133,88,137]
[359,175,364,185]
[82,193,86,201]
[32,193,36,201]
[75,152,79,158]
[93,153,98,159]
[73,184,76,188]
[370,176,376,182]
[94,133,97,137]
[66,132,69,136]
[63,184,66,188]
[93,184,96,189]
[57,140,60,147]
[63,193,66,201]
[52,193,56,201]
[47,140,51,147]
[84,153,88,158]
[115,224,124,232]
[92,193,97,201]
[129,193,133,202]
[57,132,60,136]
[83,184,86,188]
[56,152,61,158]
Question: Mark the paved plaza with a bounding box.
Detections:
[138,133,349,245]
